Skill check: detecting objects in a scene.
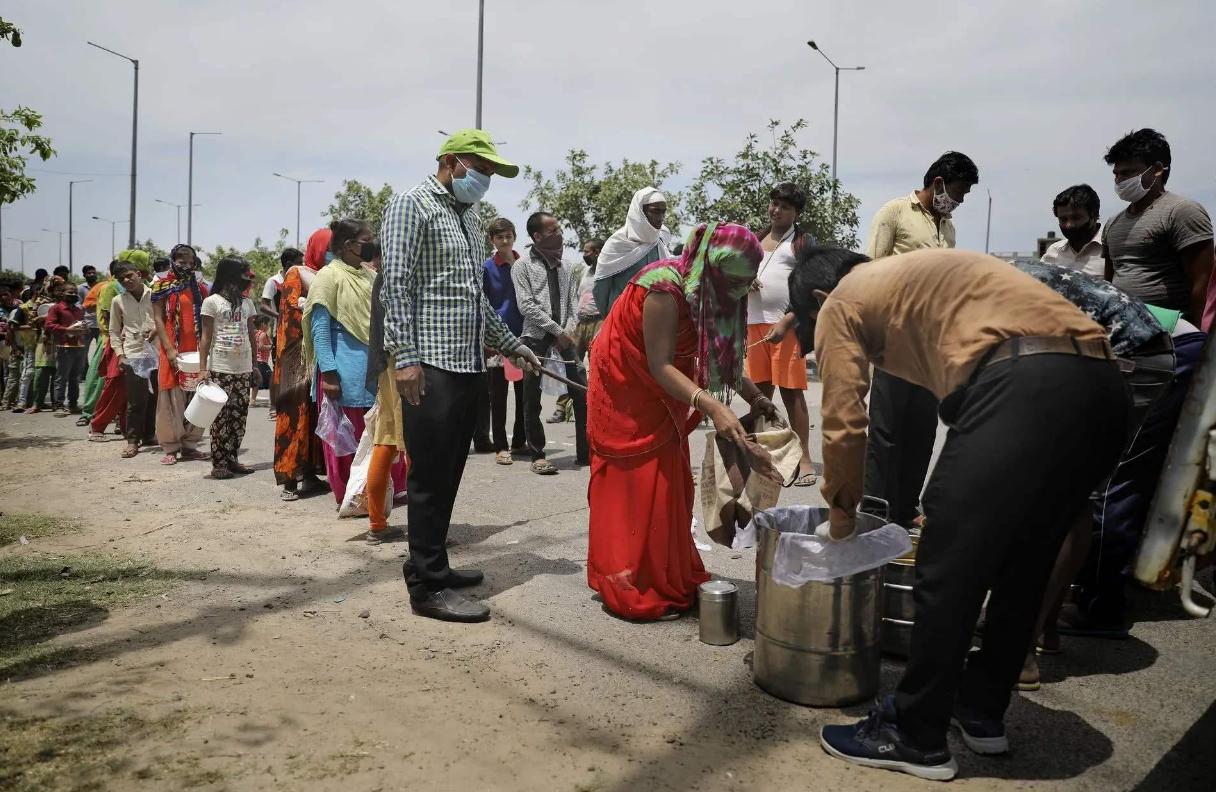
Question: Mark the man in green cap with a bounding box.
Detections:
[380,128,541,623]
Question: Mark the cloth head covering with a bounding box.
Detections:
[301,261,375,370]
[595,187,673,281]
[116,248,150,269]
[634,223,762,392]
[151,245,206,349]
[304,228,334,271]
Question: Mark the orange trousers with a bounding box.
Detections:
[367,444,408,532]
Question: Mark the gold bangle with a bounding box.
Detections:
[690,387,706,410]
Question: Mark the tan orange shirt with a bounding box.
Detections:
[815,248,1108,520]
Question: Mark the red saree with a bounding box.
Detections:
[586,282,709,620]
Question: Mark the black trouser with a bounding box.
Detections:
[488,367,525,451]
[893,353,1128,750]
[401,366,484,601]
[1079,331,1204,620]
[521,337,588,463]
[122,365,158,444]
[864,369,940,527]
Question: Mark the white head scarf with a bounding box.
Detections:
[595,187,672,281]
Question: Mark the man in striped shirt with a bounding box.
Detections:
[380,129,540,623]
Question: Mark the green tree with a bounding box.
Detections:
[326,180,395,235]
[520,150,683,247]
[685,119,860,248]
[1,18,55,207]
[202,228,290,293]
[128,238,167,263]
[0,269,26,290]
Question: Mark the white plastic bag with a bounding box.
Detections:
[339,404,394,518]
[316,396,358,457]
[770,523,912,588]
[127,341,158,380]
[541,356,567,396]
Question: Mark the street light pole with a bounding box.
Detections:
[68,179,92,275]
[985,190,993,254]
[155,199,200,243]
[41,228,65,269]
[92,216,127,259]
[87,41,139,248]
[806,41,865,193]
[187,131,221,246]
[272,173,324,247]
[475,0,485,128]
[6,238,37,274]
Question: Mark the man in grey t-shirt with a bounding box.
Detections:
[1101,128,1214,325]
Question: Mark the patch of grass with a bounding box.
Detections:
[0,513,79,547]
[0,553,190,681]
[0,708,191,792]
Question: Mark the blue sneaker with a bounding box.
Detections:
[820,697,958,781]
[950,711,1009,755]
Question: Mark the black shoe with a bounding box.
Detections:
[951,710,1009,755]
[403,561,483,589]
[410,588,490,623]
[820,696,958,782]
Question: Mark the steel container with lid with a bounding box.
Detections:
[698,580,739,645]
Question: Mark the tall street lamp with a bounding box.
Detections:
[155,198,200,243]
[475,0,485,128]
[92,216,128,258]
[41,228,66,269]
[6,238,37,275]
[68,179,93,275]
[187,131,221,246]
[272,173,324,248]
[806,41,865,192]
[87,41,139,248]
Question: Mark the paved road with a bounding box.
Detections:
[0,384,1213,790]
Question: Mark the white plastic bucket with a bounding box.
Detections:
[185,381,228,427]
[177,351,200,372]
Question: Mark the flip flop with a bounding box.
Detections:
[160,453,178,465]
[280,488,300,502]
[228,464,255,475]
[75,416,90,426]
[88,432,108,443]
[793,471,818,487]
[531,459,558,475]
[211,468,235,480]
[179,449,210,462]
[495,450,514,466]
[121,445,140,459]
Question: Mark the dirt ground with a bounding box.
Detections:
[1,387,1214,791]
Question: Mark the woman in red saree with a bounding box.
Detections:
[587,223,782,621]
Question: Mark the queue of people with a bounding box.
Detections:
[1,124,1212,784]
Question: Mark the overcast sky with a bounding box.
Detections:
[2,0,1213,275]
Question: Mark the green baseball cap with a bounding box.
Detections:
[437,128,518,178]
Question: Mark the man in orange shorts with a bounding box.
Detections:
[745,182,816,485]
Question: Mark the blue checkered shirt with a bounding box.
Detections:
[380,175,523,372]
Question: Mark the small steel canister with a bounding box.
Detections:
[698,580,739,646]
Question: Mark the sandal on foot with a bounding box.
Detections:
[280,488,300,502]
[179,449,210,462]
[495,450,514,466]
[531,459,558,475]
[793,471,818,487]
[160,453,178,465]
[121,445,140,459]
[88,432,108,442]
[211,468,235,480]
[228,463,255,475]
[75,416,90,426]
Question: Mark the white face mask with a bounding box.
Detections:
[1115,166,1163,204]
[932,181,961,215]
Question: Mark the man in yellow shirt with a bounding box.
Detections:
[861,152,979,530]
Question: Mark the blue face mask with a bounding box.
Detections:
[324,251,334,264]
[450,157,491,204]
[114,280,127,295]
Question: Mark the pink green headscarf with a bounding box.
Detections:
[634,222,763,392]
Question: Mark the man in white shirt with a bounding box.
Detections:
[1040,184,1105,277]
[748,182,817,485]
[260,248,301,317]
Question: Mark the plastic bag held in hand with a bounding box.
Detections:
[316,396,359,456]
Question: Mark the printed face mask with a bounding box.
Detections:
[932,181,961,215]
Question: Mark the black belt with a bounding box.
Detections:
[983,336,1113,368]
